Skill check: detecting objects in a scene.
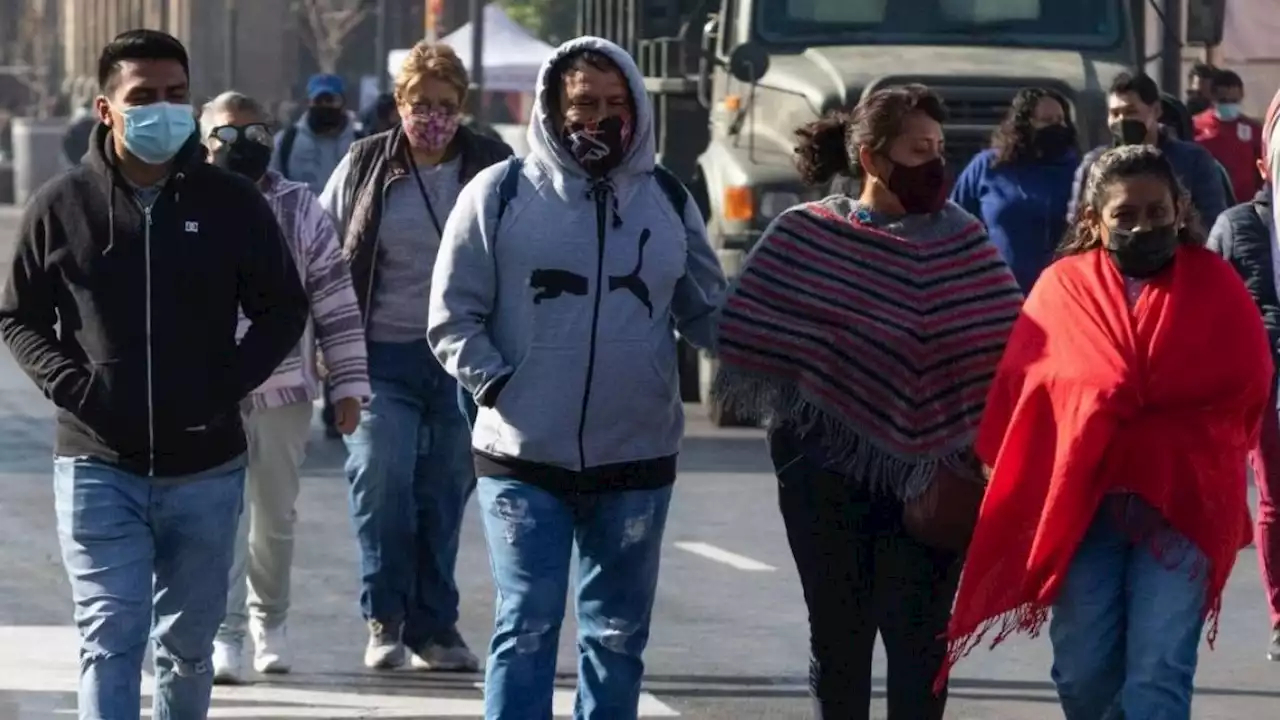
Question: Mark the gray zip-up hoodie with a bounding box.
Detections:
[427,36,727,473]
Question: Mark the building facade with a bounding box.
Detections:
[57,0,472,112]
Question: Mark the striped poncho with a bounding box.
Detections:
[712,197,1023,499]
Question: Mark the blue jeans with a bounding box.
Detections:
[344,340,475,647]
[477,477,672,720]
[1049,495,1208,720]
[54,457,244,720]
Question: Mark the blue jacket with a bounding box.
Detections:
[1066,135,1229,231]
[950,148,1077,291]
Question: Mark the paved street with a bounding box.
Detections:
[0,206,1276,718]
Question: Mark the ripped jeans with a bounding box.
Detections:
[476,477,672,720]
[54,457,244,720]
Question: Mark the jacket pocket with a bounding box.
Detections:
[580,338,681,465]
[481,344,587,467]
[77,359,148,451]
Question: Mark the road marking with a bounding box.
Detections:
[673,541,776,571]
[0,626,679,717]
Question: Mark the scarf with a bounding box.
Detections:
[712,199,1022,498]
[942,246,1273,685]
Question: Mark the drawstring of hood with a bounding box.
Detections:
[588,178,623,228]
[90,122,199,256]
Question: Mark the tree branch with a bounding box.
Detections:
[293,0,370,74]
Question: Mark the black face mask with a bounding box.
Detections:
[886,157,949,215]
[1185,95,1212,116]
[212,139,272,181]
[307,106,345,133]
[1034,124,1076,158]
[562,115,630,177]
[1105,223,1179,279]
[1109,118,1150,147]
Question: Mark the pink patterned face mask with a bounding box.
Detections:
[402,110,461,152]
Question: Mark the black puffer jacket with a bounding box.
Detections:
[1207,185,1280,366]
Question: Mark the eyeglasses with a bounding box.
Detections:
[406,102,460,116]
[208,123,273,147]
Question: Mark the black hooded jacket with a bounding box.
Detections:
[0,123,308,477]
[1207,184,1280,367]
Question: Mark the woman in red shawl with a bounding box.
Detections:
[944,145,1273,719]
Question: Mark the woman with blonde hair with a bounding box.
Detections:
[320,41,513,671]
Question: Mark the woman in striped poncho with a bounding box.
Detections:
[712,85,1022,718]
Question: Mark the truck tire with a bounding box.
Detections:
[698,352,753,428]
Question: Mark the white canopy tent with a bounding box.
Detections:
[386,4,555,93]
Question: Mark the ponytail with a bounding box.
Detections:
[794,113,852,186]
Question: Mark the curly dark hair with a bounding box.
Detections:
[793,84,947,186]
[990,87,1075,167]
[1058,145,1205,256]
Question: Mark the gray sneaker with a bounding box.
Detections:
[364,620,406,670]
[410,627,480,672]
[1269,626,1280,662]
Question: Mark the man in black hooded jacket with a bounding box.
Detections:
[0,30,306,717]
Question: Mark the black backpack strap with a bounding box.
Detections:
[493,156,523,246]
[653,165,690,219]
[278,126,298,179]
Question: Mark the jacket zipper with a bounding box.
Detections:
[576,182,609,469]
[142,204,156,476]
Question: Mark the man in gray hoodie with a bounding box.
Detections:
[427,36,726,719]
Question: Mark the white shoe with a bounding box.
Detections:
[252,622,292,674]
[212,640,244,685]
[364,621,406,670]
[409,628,481,672]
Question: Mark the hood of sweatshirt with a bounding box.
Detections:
[525,36,656,191]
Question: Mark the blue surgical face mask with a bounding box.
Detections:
[117,102,195,165]
[1215,102,1243,122]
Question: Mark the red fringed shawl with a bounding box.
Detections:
[942,246,1273,684]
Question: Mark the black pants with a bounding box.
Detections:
[770,429,960,720]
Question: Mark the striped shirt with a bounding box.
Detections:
[237,171,370,409]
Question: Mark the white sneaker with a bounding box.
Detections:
[409,628,480,672]
[252,622,292,674]
[212,640,244,685]
[364,621,406,670]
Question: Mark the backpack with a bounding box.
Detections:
[457,158,692,428]
[278,126,299,179]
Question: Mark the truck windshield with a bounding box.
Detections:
[758,0,1124,50]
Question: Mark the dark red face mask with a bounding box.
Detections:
[886,157,950,215]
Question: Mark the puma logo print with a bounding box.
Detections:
[530,268,588,304]
[609,228,653,317]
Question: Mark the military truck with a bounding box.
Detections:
[576,0,1225,426]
